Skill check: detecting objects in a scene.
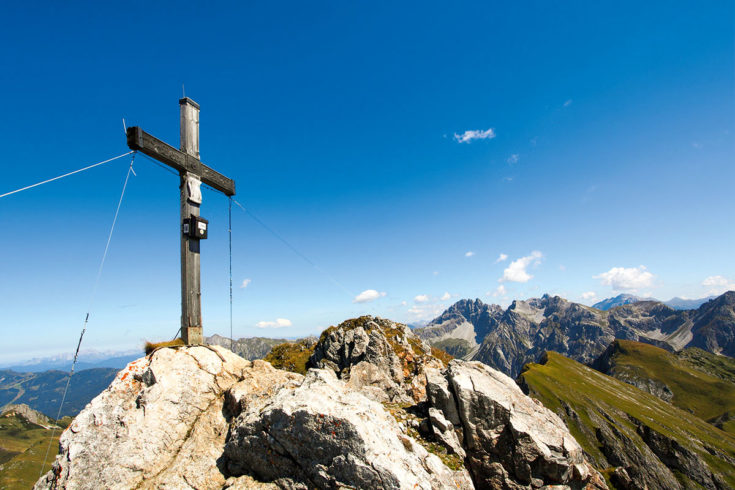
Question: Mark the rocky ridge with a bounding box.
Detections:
[35,317,605,490]
[1,403,58,429]
[205,334,288,361]
[416,292,735,378]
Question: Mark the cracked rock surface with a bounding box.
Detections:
[34,346,286,490]
[426,361,607,489]
[225,368,473,489]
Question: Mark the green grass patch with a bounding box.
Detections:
[264,340,315,375]
[603,340,735,433]
[0,414,67,489]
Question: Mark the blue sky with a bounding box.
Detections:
[1,1,733,362]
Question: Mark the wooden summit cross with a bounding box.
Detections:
[126,98,236,345]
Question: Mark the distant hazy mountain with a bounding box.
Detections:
[592,293,647,310]
[417,291,735,377]
[0,368,118,418]
[205,334,288,361]
[593,293,716,311]
[1,350,141,373]
[664,296,716,310]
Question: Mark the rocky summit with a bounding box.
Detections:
[35,317,605,489]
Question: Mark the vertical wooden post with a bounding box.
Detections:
[179,97,203,345]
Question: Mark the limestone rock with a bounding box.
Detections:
[225,368,473,489]
[427,360,606,489]
[308,316,445,403]
[34,346,296,490]
[428,407,465,458]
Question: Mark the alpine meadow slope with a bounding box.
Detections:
[592,339,735,434]
[518,351,735,489]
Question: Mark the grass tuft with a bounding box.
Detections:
[144,338,185,355]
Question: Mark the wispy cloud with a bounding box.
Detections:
[256,318,292,329]
[353,289,387,303]
[594,266,654,291]
[507,154,519,164]
[495,253,508,263]
[500,251,543,283]
[489,285,507,297]
[240,278,252,289]
[702,275,735,296]
[407,302,447,322]
[414,294,429,303]
[465,251,475,258]
[440,292,452,301]
[563,99,573,107]
[454,128,496,144]
[581,291,597,300]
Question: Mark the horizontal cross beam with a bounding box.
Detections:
[126,126,236,196]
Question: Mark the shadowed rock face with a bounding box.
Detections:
[416,292,735,378]
[308,316,446,403]
[426,361,606,490]
[225,368,473,490]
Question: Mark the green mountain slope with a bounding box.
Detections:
[519,351,735,490]
[0,407,71,490]
[0,368,118,418]
[593,340,735,434]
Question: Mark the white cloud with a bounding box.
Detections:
[433,270,439,276]
[414,294,430,303]
[702,275,735,296]
[454,128,496,144]
[401,300,407,306]
[559,265,566,271]
[563,99,573,107]
[407,303,446,321]
[255,318,292,329]
[495,253,508,263]
[440,292,451,301]
[594,266,654,291]
[465,251,475,257]
[507,154,519,164]
[490,285,507,297]
[502,176,514,183]
[240,278,252,289]
[353,289,387,303]
[581,291,597,300]
[499,251,543,283]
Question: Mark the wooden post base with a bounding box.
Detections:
[182,326,203,345]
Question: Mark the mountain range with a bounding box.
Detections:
[0,368,118,418]
[415,291,735,378]
[592,293,717,311]
[0,350,141,373]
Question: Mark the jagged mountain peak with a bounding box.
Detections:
[417,291,735,378]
